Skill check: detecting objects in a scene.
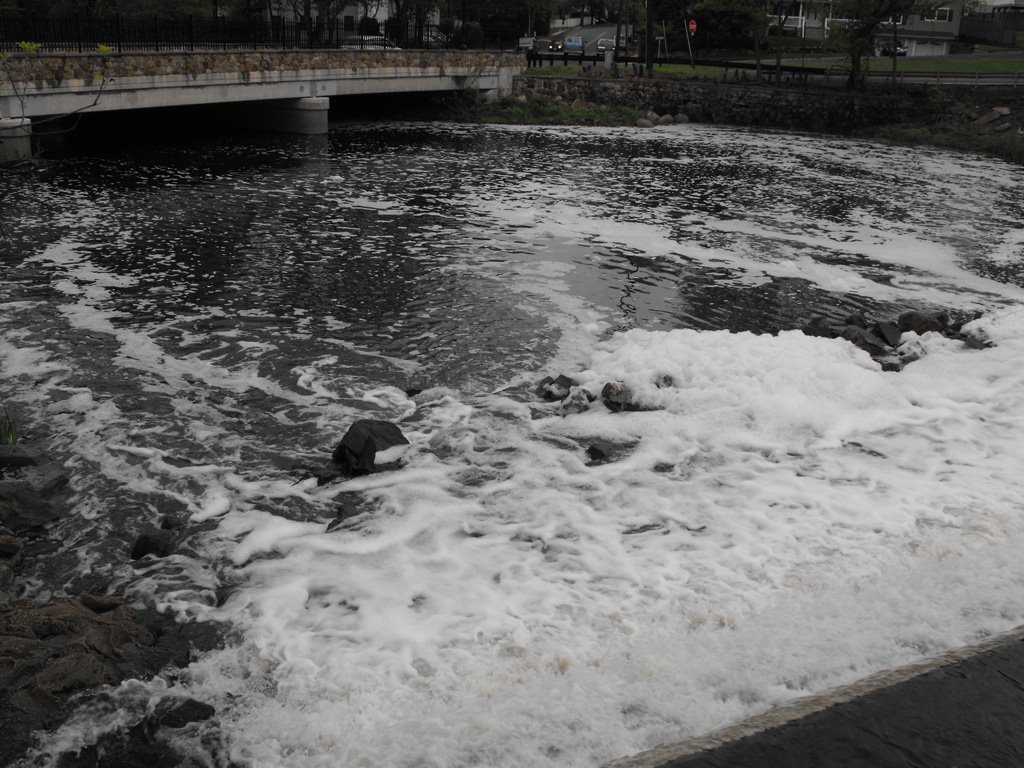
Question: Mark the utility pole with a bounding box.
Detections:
[645,0,653,76]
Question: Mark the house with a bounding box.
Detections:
[977,0,1024,16]
[769,0,964,56]
[878,2,964,56]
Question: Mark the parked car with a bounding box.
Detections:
[516,35,537,51]
[563,35,585,54]
[596,37,616,54]
[880,42,907,56]
[340,35,401,50]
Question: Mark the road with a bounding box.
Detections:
[547,22,627,55]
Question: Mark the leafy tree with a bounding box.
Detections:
[768,0,795,81]
[695,0,766,73]
[829,0,920,88]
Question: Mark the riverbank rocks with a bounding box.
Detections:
[536,374,576,401]
[332,419,410,475]
[535,374,656,415]
[50,694,222,768]
[801,307,988,371]
[972,106,1012,132]
[559,387,592,416]
[0,597,222,767]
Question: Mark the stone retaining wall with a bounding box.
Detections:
[514,75,924,134]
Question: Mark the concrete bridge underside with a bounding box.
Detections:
[0,50,523,160]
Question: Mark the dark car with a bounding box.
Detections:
[547,39,563,52]
[880,42,907,56]
[596,38,616,54]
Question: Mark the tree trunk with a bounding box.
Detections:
[751,20,763,81]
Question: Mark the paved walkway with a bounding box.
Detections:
[608,629,1024,768]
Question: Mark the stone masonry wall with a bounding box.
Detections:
[0,50,522,89]
[514,75,924,134]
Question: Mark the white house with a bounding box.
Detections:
[770,0,965,55]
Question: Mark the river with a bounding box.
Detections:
[3,120,1024,767]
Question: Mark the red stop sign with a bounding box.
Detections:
[689,19,697,34]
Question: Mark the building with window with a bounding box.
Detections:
[769,0,964,55]
[978,0,1024,15]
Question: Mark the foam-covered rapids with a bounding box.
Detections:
[1,122,1023,767]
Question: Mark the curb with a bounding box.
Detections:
[603,622,1024,768]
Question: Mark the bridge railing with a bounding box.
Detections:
[0,16,516,53]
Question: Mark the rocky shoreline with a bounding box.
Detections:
[0,448,224,768]
[495,74,1024,165]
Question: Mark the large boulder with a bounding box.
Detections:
[898,310,948,335]
[331,419,409,475]
[601,382,638,412]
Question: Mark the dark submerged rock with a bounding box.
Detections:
[801,315,842,339]
[149,697,216,729]
[130,529,175,560]
[898,310,948,335]
[78,593,124,614]
[0,534,25,590]
[331,419,410,475]
[0,445,41,469]
[844,312,869,329]
[0,481,62,534]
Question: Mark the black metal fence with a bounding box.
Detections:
[960,14,1024,46]
[0,15,490,53]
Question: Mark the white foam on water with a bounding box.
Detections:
[5,123,1024,768]
[145,307,1024,768]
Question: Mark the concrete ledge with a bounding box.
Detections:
[0,117,32,164]
[604,622,1024,768]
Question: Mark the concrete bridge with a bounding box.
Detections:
[0,49,523,162]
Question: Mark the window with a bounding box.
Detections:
[921,6,952,22]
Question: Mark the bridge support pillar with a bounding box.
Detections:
[257,97,329,135]
[0,118,33,164]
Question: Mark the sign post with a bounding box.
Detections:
[686,19,696,70]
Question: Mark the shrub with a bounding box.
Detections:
[0,406,16,446]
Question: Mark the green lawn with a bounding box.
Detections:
[526,54,1024,81]
[783,55,1024,73]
